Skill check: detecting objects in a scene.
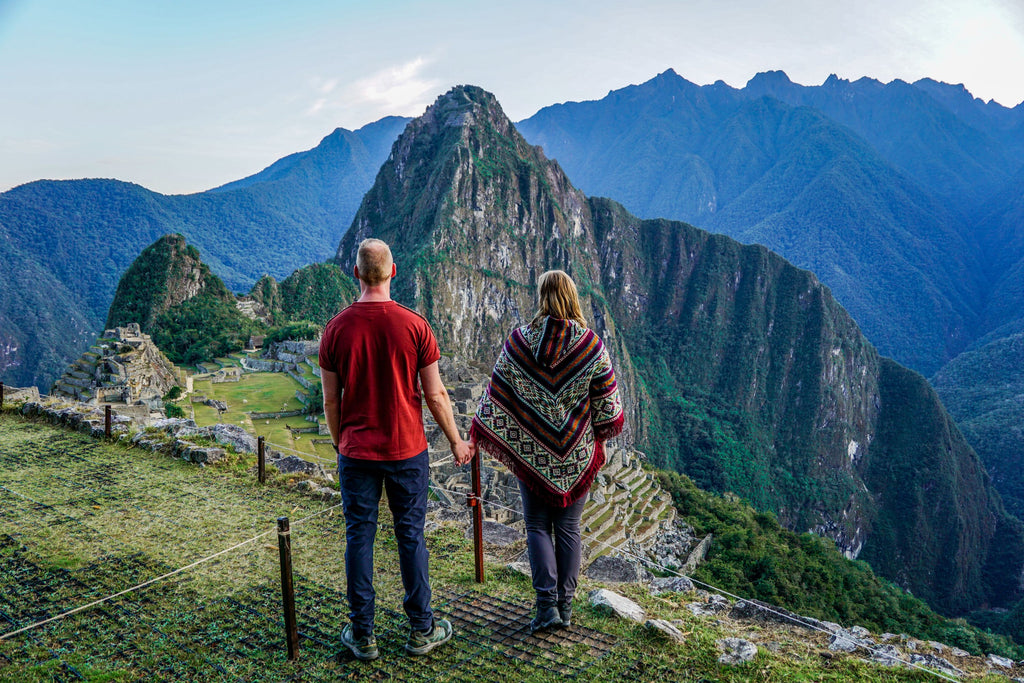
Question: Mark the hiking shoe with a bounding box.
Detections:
[530,604,562,633]
[341,623,379,661]
[557,600,572,628]
[405,618,453,656]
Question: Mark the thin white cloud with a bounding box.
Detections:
[348,57,440,116]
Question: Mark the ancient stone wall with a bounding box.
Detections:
[51,324,182,407]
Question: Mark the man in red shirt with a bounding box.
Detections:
[320,238,472,661]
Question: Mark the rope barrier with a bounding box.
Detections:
[264,440,336,466]
[0,500,345,642]
[427,484,962,682]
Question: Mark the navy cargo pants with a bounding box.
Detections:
[338,449,433,638]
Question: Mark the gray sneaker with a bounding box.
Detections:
[341,623,379,661]
[405,618,453,656]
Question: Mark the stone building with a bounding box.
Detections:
[51,324,185,409]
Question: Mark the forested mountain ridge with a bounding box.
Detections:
[0,118,407,389]
[335,84,1024,615]
[516,68,1024,375]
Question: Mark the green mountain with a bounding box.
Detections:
[0,117,408,389]
[336,84,1024,615]
[104,236,359,364]
[105,234,255,365]
[248,262,358,327]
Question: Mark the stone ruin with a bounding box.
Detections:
[51,323,186,411]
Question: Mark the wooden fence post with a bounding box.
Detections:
[258,436,266,484]
[468,454,485,583]
[104,405,112,438]
[277,517,299,661]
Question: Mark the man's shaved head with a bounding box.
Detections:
[356,238,394,285]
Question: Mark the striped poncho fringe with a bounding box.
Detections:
[470,316,625,508]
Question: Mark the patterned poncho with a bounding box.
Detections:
[470,316,625,507]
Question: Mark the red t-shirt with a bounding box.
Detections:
[318,300,440,460]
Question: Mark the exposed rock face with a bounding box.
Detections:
[333,85,1024,614]
[51,324,183,408]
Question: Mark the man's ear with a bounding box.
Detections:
[353,266,360,280]
[391,263,397,279]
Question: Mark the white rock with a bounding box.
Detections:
[828,631,863,652]
[589,588,646,623]
[717,637,757,665]
[988,653,1014,669]
[645,619,685,643]
[850,625,871,639]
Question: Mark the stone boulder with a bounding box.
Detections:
[688,593,732,617]
[649,576,694,595]
[589,588,645,623]
[870,644,903,666]
[988,653,1014,669]
[466,521,523,546]
[717,638,757,665]
[645,619,685,643]
[584,554,651,583]
[908,654,963,677]
[271,455,329,478]
[207,423,258,454]
[828,629,871,653]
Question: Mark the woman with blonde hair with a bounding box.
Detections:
[470,270,624,632]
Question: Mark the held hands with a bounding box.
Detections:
[452,436,475,466]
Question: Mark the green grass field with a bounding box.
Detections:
[189,372,335,466]
[1,414,1004,682]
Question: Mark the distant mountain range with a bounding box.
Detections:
[516,69,1024,375]
[0,117,408,387]
[334,84,1023,615]
[2,70,1022,565]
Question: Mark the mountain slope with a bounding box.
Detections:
[932,332,1024,520]
[105,234,254,365]
[335,84,1024,615]
[0,117,407,389]
[517,70,996,375]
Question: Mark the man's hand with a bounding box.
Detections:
[452,438,473,466]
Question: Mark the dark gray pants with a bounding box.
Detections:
[519,481,587,608]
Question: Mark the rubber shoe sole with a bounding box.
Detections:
[405,618,453,656]
[341,624,379,661]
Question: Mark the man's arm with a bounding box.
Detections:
[321,368,342,451]
[419,361,473,465]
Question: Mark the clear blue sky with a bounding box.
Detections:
[1,0,1022,194]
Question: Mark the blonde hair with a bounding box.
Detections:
[531,270,587,328]
[355,238,393,285]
